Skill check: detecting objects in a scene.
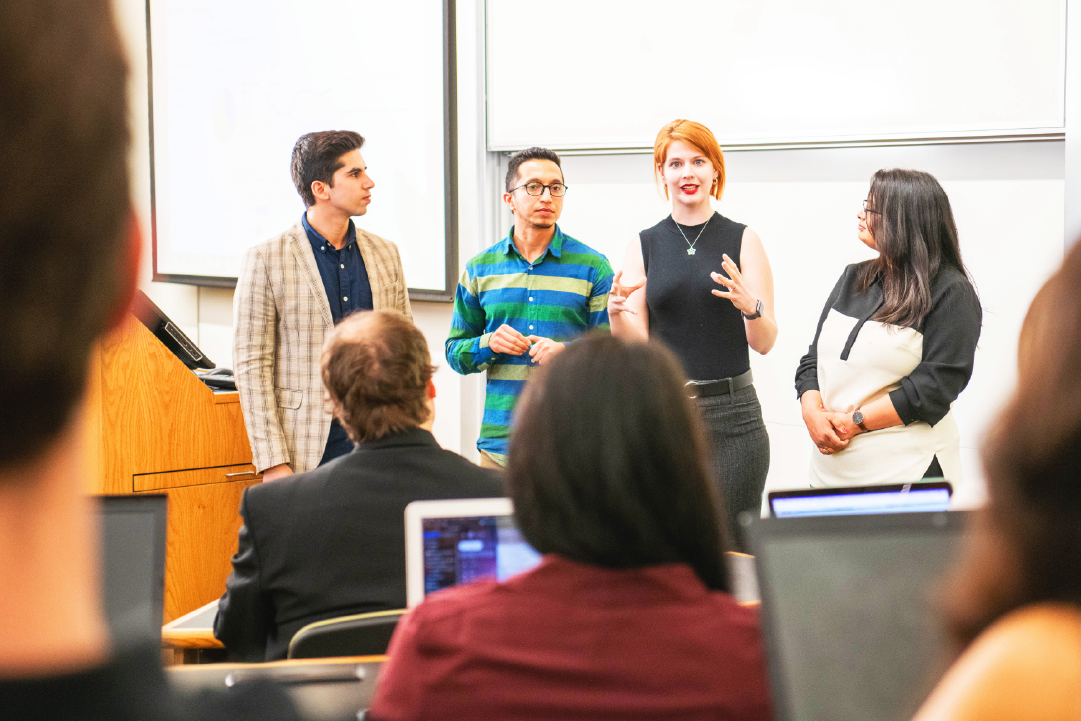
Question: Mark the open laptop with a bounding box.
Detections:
[747,510,971,721]
[768,481,953,518]
[98,494,168,643]
[404,498,764,607]
[404,498,541,608]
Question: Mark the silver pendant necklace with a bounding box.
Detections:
[674,214,711,256]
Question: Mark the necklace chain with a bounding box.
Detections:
[674,214,711,256]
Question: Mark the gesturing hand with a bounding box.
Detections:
[608,270,646,315]
[527,336,565,365]
[711,253,758,316]
[489,324,531,356]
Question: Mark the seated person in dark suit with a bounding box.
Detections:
[214,310,504,661]
[0,2,303,718]
[369,335,773,721]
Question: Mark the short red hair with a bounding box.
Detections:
[654,120,726,200]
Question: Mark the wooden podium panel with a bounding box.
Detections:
[88,315,261,622]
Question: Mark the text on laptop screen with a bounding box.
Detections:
[422,515,541,596]
[771,488,951,518]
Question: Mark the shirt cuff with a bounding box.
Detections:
[889,387,919,426]
[795,378,820,400]
[479,332,493,349]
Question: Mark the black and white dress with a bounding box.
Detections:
[795,262,982,487]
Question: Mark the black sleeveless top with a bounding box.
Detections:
[641,212,749,381]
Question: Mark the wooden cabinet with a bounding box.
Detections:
[87,316,260,622]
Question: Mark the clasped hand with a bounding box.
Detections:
[804,404,863,455]
[489,324,564,365]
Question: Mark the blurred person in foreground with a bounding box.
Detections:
[0,1,302,718]
[913,241,1081,721]
[369,334,772,721]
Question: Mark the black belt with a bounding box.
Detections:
[684,369,754,399]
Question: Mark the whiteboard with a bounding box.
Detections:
[149,0,455,298]
[487,0,1067,151]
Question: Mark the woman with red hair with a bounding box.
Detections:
[608,119,777,551]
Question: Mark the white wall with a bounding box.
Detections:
[1067,0,1081,245]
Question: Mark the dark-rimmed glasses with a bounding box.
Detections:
[513,181,568,197]
[862,199,880,215]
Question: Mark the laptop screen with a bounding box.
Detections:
[769,482,952,518]
[405,498,542,607]
[749,511,970,721]
[98,494,168,643]
[421,514,542,596]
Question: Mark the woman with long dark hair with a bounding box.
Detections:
[913,242,1081,720]
[609,119,776,550]
[794,169,981,486]
[368,335,772,721]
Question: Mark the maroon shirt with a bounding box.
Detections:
[369,555,773,721]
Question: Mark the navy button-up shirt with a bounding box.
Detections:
[301,213,374,324]
[301,213,375,464]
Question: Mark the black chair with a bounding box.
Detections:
[287,609,405,659]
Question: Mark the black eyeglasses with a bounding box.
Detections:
[862,199,880,215]
[513,182,568,197]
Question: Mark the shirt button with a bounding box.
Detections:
[341,264,345,269]
[321,246,325,250]
[529,297,534,302]
[528,265,533,270]
[343,296,348,301]
[529,325,534,330]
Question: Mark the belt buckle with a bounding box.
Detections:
[684,380,700,399]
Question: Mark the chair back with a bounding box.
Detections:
[287,609,405,659]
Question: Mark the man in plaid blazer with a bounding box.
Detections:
[234,131,412,481]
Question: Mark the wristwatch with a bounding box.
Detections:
[851,409,870,433]
[742,299,763,320]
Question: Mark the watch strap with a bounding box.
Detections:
[742,299,763,320]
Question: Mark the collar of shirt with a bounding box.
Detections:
[504,554,711,606]
[301,212,357,254]
[499,224,564,262]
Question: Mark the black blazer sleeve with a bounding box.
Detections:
[213,488,274,662]
[795,267,850,399]
[889,274,982,426]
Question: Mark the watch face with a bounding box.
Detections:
[852,410,865,425]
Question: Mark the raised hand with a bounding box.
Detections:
[608,270,646,315]
[489,324,531,356]
[711,253,759,316]
[527,336,565,365]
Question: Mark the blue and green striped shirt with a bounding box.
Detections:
[446,225,614,464]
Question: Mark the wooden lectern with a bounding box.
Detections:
[87,315,261,623]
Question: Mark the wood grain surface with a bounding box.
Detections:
[88,315,262,623]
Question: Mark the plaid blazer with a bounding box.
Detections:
[233,219,412,474]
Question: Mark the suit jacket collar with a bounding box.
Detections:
[355,427,441,452]
[287,219,333,328]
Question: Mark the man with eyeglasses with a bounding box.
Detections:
[446,147,614,469]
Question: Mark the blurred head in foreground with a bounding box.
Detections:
[948,240,1081,643]
[507,333,732,591]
